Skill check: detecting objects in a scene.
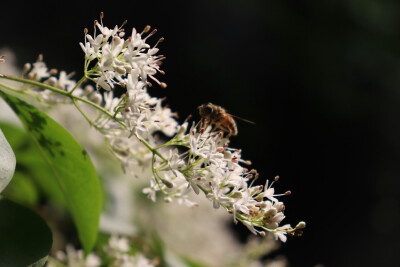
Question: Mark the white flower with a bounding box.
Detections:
[80,18,166,91]
[108,235,130,253]
[142,178,158,202]
[55,71,77,92]
[96,23,119,40]
[103,91,120,112]
[85,34,103,56]
[30,60,50,80]
[262,201,286,229]
[273,224,291,242]
[189,125,225,166]
[232,188,250,210]
[95,70,115,90]
[80,41,96,60]
[97,38,125,72]
[145,100,179,136]
[207,186,232,210]
[54,245,101,267]
[133,254,155,267]
[126,28,149,50]
[264,179,279,203]
[115,253,155,267]
[242,220,259,235]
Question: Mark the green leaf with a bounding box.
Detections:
[0,198,52,267]
[0,90,102,254]
[1,171,39,206]
[0,122,67,208]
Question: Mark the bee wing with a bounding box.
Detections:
[227,113,256,125]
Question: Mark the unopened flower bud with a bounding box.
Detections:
[115,66,126,75]
[46,77,57,86]
[112,36,122,45]
[224,151,232,160]
[27,72,35,80]
[23,63,31,74]
[124,65,132,73]
[264,208,277,219]
[89,92,102,105]
[256,185,263,193]
[177,124,188,135]
[255,195,263,202]
[296,221,306,229]
[275,202,285,212]
[114,148,129,157]
[84,85,94,95]
[259,202,267,209]
[161,179,173,188]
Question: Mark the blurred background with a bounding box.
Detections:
[2,0,400,266]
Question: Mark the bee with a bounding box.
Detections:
[198,103,255,138]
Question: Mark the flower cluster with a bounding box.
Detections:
[143,123,305,241]
[77,13,181,173]
[22,13,180,173]
[17,13,305,242]
[22,54,85,103]
[80,13,166,90]
[49,235,155,267]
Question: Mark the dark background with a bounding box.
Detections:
[2,1,400,266]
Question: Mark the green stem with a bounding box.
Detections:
[69,76,86,94]
[132,131,167,161]
[0,75,119,123]
[72,98,94,127]
[154,140,174,150]
[0,75,167,162]
[151,154,169,195]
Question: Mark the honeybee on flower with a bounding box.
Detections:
[198,102,255,138]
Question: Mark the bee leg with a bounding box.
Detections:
[200,118,206,130]
[211,124,219,133]
[219,124,231,138]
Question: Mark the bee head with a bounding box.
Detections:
[198,103,213,116]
